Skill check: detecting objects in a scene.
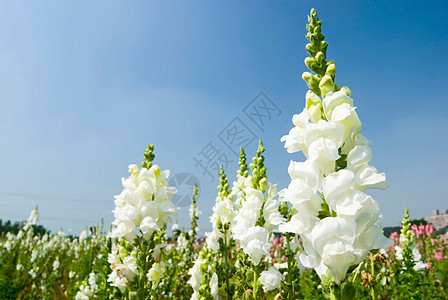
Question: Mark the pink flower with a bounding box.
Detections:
[390,232,399,243]
[411,224,420,237]
[434,252,443,261]
[426,225,433,236]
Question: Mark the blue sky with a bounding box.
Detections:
[1,1,447,234]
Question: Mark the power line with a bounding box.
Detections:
[0,189,111,204]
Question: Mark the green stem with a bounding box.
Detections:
[370,255,376,300]
[285,236,295,300]
[223,233,231,299]
[253,265,260,300]
[330,285,340,300]
[351,262,363,283]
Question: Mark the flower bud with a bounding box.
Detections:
[315,51,325,67]
[260,178,267,193]
[319,75,335,98]
[325,63,336,79]
[306,43,317,57]
[305,90,323,123]
[224,222,230,231]
[305,57,320,74]
[302,72,320,95]
[320,40,328,55]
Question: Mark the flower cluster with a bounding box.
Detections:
[279,9,391,284]
[205,166,235,252]
[75,273,99,300]
[232,185,282,265]
[188,247,216,300]
[107,244,139,292]
[188,256,204,299]
[231,143,283,266]
[259,267,283,293]
[110,162,177,242]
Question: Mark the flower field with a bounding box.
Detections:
[1,207,448,299]
[1,8,447,300]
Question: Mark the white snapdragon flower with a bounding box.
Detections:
[79,229,88,242]
[241,226,271,265]
[263,199,283,231]
[107,270,127,292]
[24,208,39,231]
[300,217,358,284]
[278,177,322,235]
[177,233,188,250]
[232,188,263,241]
[259,267,283,292]
[412,248,427,271]
[188,256,204,298]
[288,159,322,190]
[354,223,392,262]
[279,159,323,234]
[323,91,361,141]
[231,181,283,266]
[395,240,425,271]
[122,256,139,281]
[281,108,310,155]
[214,197,236,224]
[322,170,365,216]
[205,193,232,251]
[323,168,387,217]
[304,120,344,175]
[111,217,137,242]
[147,262,166,285]
[107,246,139,292]
[230,174,253,208]
[210,272,219,299]
[347,145,388,191]
[205,226,223,252]
[189,203,201,220]
[205,181,236,251]
[53,260,60,271]
[322,91,353,120]
[75,273,98,300]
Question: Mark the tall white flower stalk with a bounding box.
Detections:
[108,145,178,299]
[231,142,283,298]
[204,165,236,298]
[187,245,217,300]
[395,207,424,299]
[188,184,200,256]
[279,8,392,297]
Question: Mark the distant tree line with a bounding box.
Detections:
[0,219,51,236]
